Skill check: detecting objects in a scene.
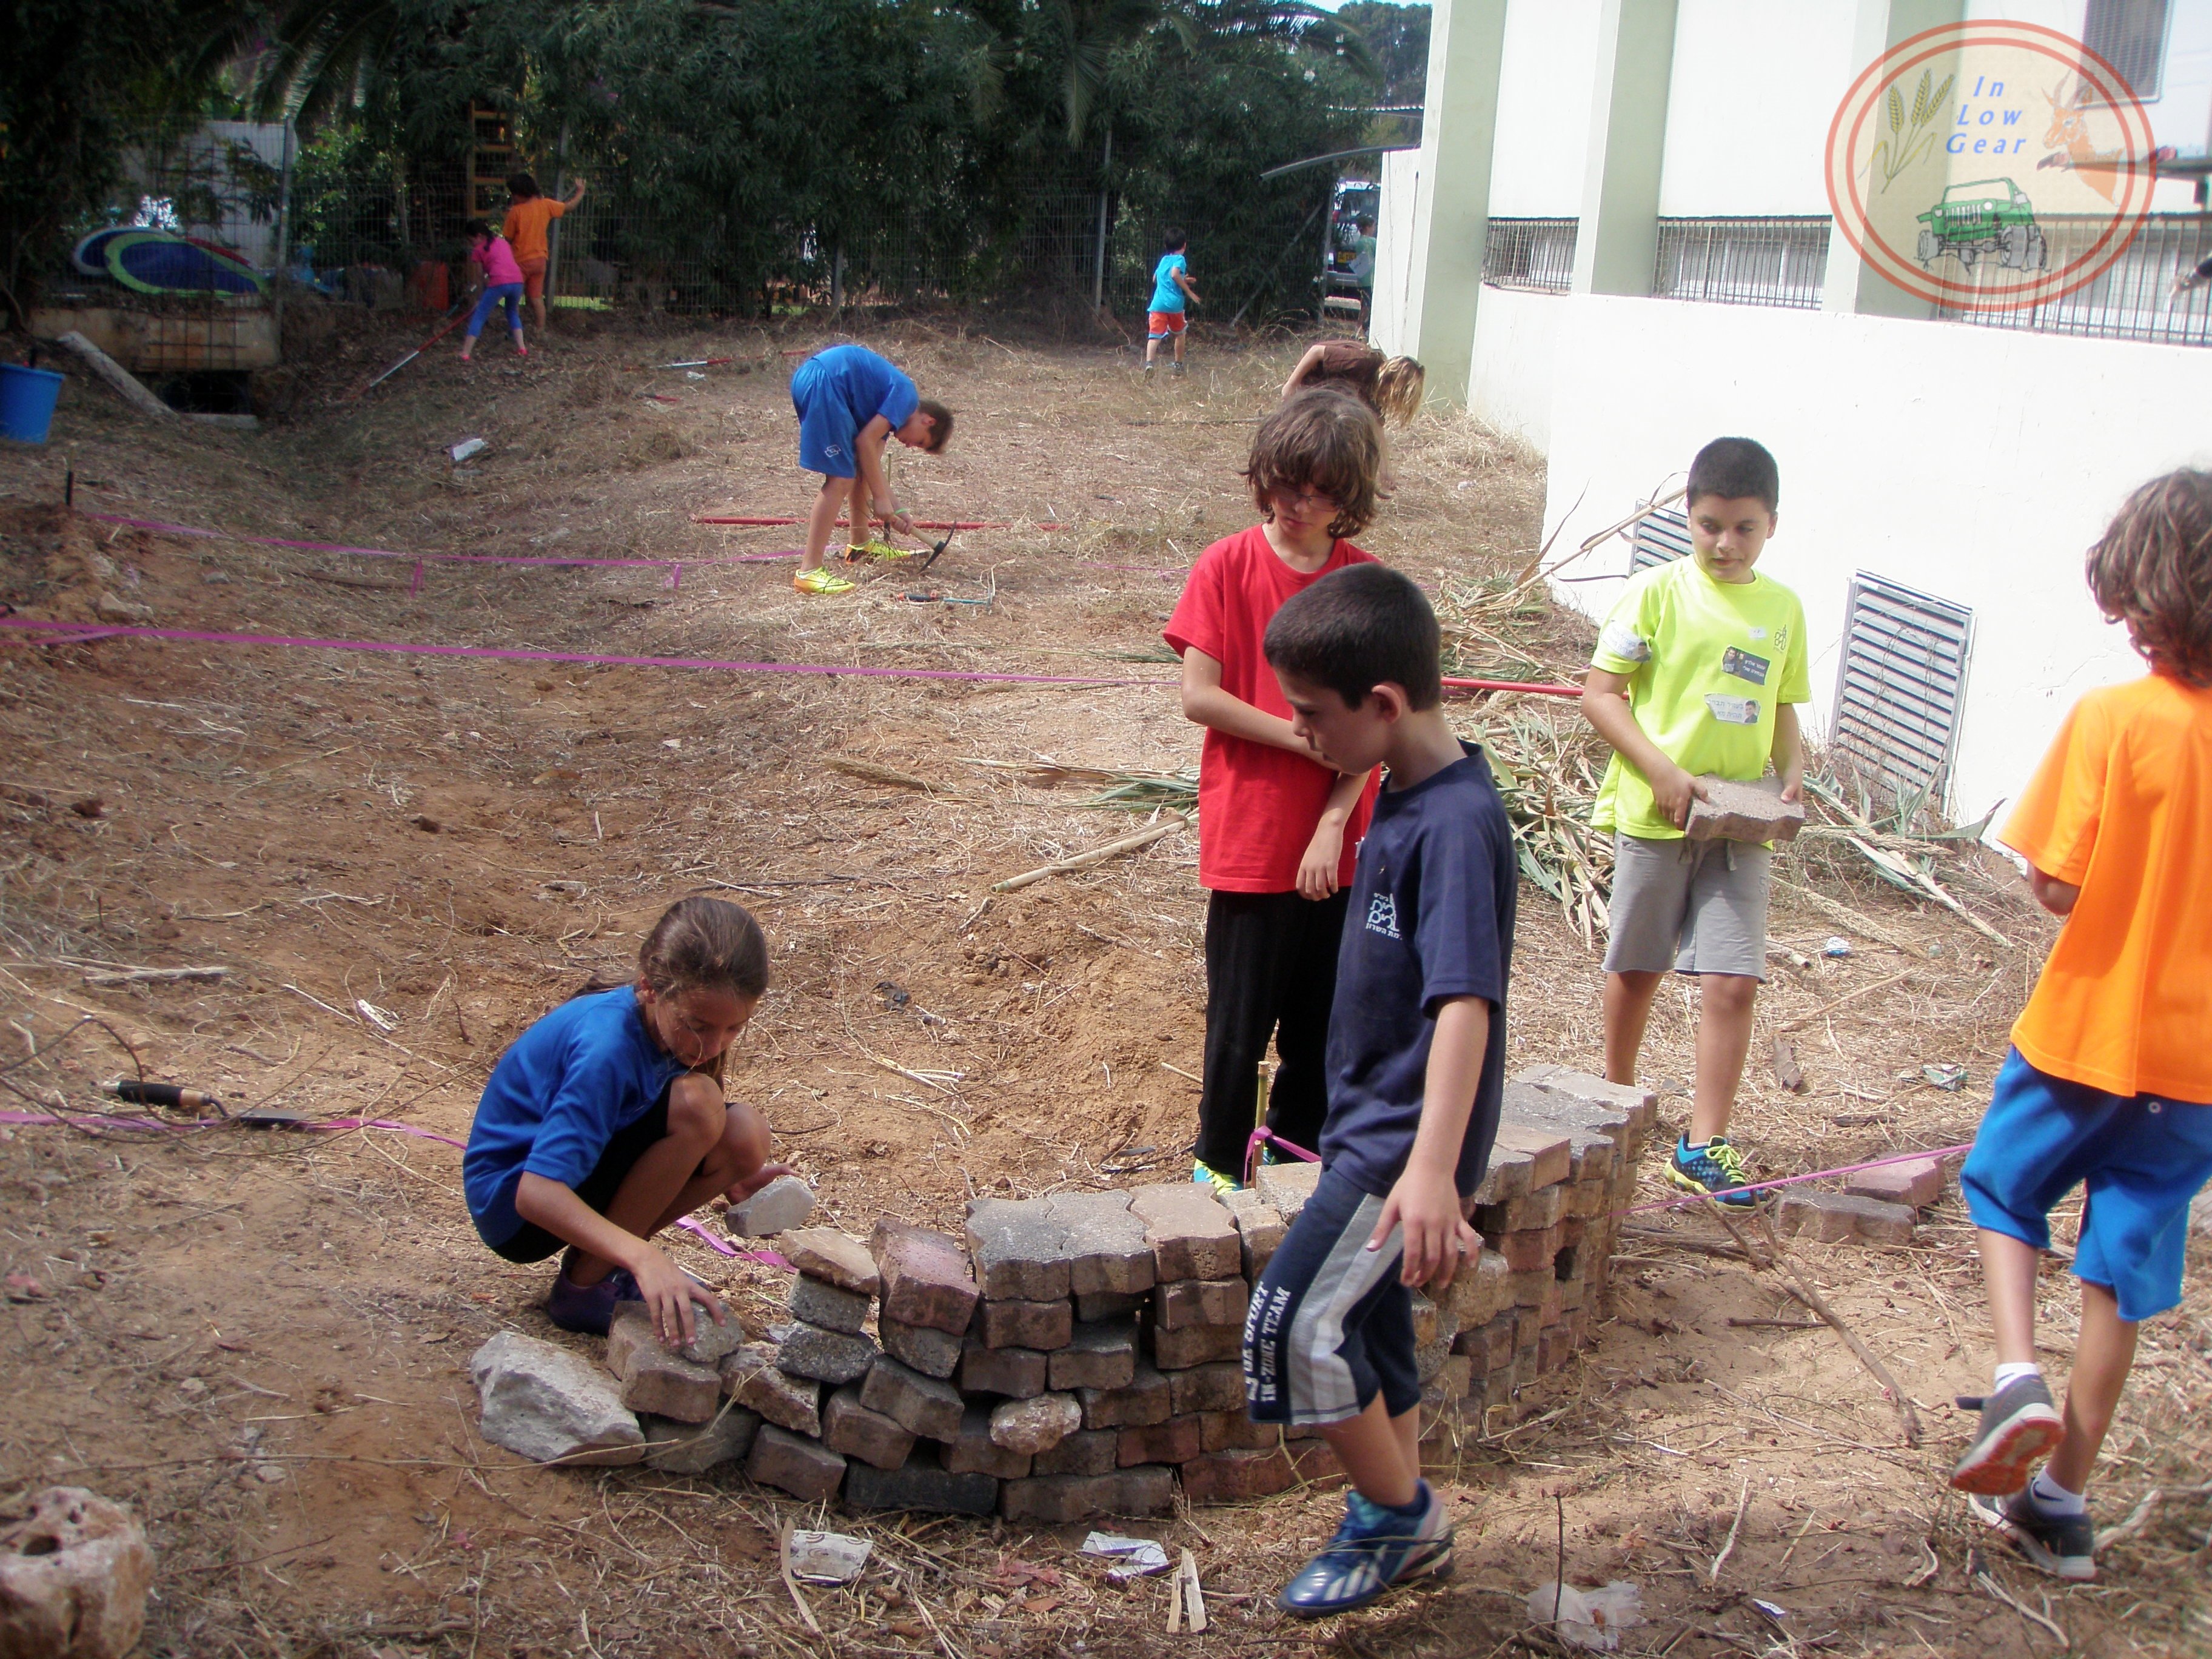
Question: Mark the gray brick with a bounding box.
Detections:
[978,1298,1073,1351]
[964,1196,1073,1301]
[1776,1190,1917,1245]
[942,1407,1032,1478]
[859,1356,965,1441]
[1128,1184,1241,1280]
[1118,1415,1201,1466]
[642,1406,759,1473]
[879,1318,962,1380]
[779,1228,880,1295]
[999,1466,1175,1524]
[1155,1276,1248,1332]
[1146,1318,1244,1371]
[1167,1361,1245,1417]
[720,1342,822,1435]
[771,1321,879,1386]
[1078,1361,1171,1429]
[1048,1189,1156,1296]
[1252,1161,1321,1224]
[618,1346,722,1424]
[788,1273,873,1335]
[1031,1427,1118,1476]
[843,1446,999,1516]
[1685,774,1805,843]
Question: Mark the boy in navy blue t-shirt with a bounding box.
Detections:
[1242,563,1516,1617]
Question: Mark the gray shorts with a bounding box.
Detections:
[1603,832,1769,980]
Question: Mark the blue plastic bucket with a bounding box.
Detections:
[0,363,64,444]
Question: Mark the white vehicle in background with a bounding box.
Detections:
[1322,177,1379,323]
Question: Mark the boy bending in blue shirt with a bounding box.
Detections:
[787,343,953,596]
[1242,563,1517,1616]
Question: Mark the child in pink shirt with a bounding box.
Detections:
[461,219,527,362]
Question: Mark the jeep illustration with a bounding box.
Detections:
[1915,178,2048,272]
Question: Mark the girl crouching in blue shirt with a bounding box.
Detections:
[464,897,788,1344]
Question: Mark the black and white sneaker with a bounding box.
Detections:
[1969,1488,2096,1582]
[1949,1376,2063,1495]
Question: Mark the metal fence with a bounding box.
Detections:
[1934,213,2212,349]
[1653,216,1830,309]
[1482,218,1578,292]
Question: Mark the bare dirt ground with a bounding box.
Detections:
[1,309,2206,1659]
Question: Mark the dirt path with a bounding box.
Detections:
[1,316,2205,1658]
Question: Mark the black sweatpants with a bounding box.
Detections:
[1193,888,1350,1178]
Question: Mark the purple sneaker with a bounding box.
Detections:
[544,1265,642,1335]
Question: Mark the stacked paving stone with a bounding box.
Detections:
[1773,1153,1952,1245]
[574,1065,1652,1517]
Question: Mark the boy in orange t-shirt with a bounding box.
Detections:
[503,172,588,332]
[1949,471,2212,1583]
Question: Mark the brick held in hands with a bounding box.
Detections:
[771,1320,879,1386]
[879,1317,963,1380]
[858,1356,964,1441]
[1167,1360,1246,1417]
[870,1219,980,1336]
[1032,1427,1119,1476]
[1252,1161,1321,1224]
[1775,1189,1917,1245]
[1154,1276,1248,1332]
[1048,1319,1138,1392]
[720,1342,823,1436]
[999,1466,1175,1524]
[606,1304,661,1381]
[1118,1414,1201,1467]
[642,1405,760,1473]
[1684,774,1804,843]
[1181,1446,1298,1503]
[609,1301,748,1370]
[990,1392,1082,1455]
[843,1444,1000,1517]
[1145,1317,1244,1372]
[960,1339,1048,1399]
[746,1424,846,1501]
[943,1406,1032,1479]
[1079,1361,1171,1429]
[1127,1183,1241,1281]
[787,1273,873,1336]
[822,1386,916,1470]
[779,1227,882,1295]
[964,1196,1074,1301]
[978,1297,1073,1352]
[1048,1188,1156,1296]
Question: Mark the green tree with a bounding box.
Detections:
[1335,1,1429,106]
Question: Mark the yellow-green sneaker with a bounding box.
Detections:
[1192,1158,1246,1196]
[793,567,857,596]
[843,538,913,563]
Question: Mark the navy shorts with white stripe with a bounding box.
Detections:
[1242,1165,1421,1426]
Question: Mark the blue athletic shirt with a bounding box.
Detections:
[1319,743,1517,1199]
[798,343,919,432]
[1150,252,1189,313]
[463,987,690,1236]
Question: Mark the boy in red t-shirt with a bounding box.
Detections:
[1164,389,1386,1191]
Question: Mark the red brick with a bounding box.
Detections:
[1490,1122,1572,1190]
[1496,1222,1565,1273]
[1179,1447,1297,1503]
[746,1424,845,1501]
[1078,1362,1171,1429]
[1167,1361,1246,1417]
[1155,1277,1248,1331]
[1285,1439,1344,1490]
[1198,1409,1278,1453]
[979,1298,1073,1351]
[1031,1427,1118,1477]
[1145,1319,1244,1371]
[822,1386,916,1470]
[1844,1158,1943,1209]
[1117,1415,1201,1467]
[871,1219,979,1336]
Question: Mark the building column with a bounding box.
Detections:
[1821,0,1965,317]
[1394,0,1508,407]
[1572,0,1679,297]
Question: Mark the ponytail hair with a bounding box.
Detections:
[638,897,771,1002]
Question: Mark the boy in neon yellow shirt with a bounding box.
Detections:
[1581,437,1809,1204]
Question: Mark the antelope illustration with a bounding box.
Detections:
[2037,75,2123,201]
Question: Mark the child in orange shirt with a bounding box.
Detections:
[1949,470,2212,1582]
[503,171,588,332]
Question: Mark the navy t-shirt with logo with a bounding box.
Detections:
[1319,743,1517,1199]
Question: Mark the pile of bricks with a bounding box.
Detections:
[1773,1153,1951,1245]
[592,1065,1654,1519]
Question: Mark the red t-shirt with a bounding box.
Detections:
[1163,526,1381,892]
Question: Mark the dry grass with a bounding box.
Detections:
[0,310,2207,1659]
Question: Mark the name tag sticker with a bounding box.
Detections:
[1721,646,1771,686]
[1704,694,1761,726]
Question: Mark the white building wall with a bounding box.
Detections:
[1369,147,1424,358]
[1657,0,1862,215]
[1466,287,1567,449]
[1538,295,2212,819]
[1487,1,1604,215]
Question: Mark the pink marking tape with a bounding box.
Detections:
[0,616,1170,689]
[0,1107,786,1264]
[1243,1124,1973,1220]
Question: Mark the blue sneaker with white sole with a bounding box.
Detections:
[1278,1481,1453,1617]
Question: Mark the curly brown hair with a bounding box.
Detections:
[2085,469,2212,687]
[1244,389,1382,538]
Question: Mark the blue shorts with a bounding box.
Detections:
[1962,1048,2212,1321]
[468,282,523,335]
[1242,1165,1419,1426]
[789,357,858,479]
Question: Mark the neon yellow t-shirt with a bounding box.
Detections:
[1589,558,1811,840]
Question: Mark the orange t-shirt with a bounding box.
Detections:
[501,197,567,264]
[2002,673,2212,1103]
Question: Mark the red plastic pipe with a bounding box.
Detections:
[1443,675,1583,699]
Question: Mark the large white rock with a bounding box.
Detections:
[0,1487,153,1659]
[471,1332,645,1466]
[728,1174,817,1237]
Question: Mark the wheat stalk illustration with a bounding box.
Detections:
[1865,67,1952,193]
